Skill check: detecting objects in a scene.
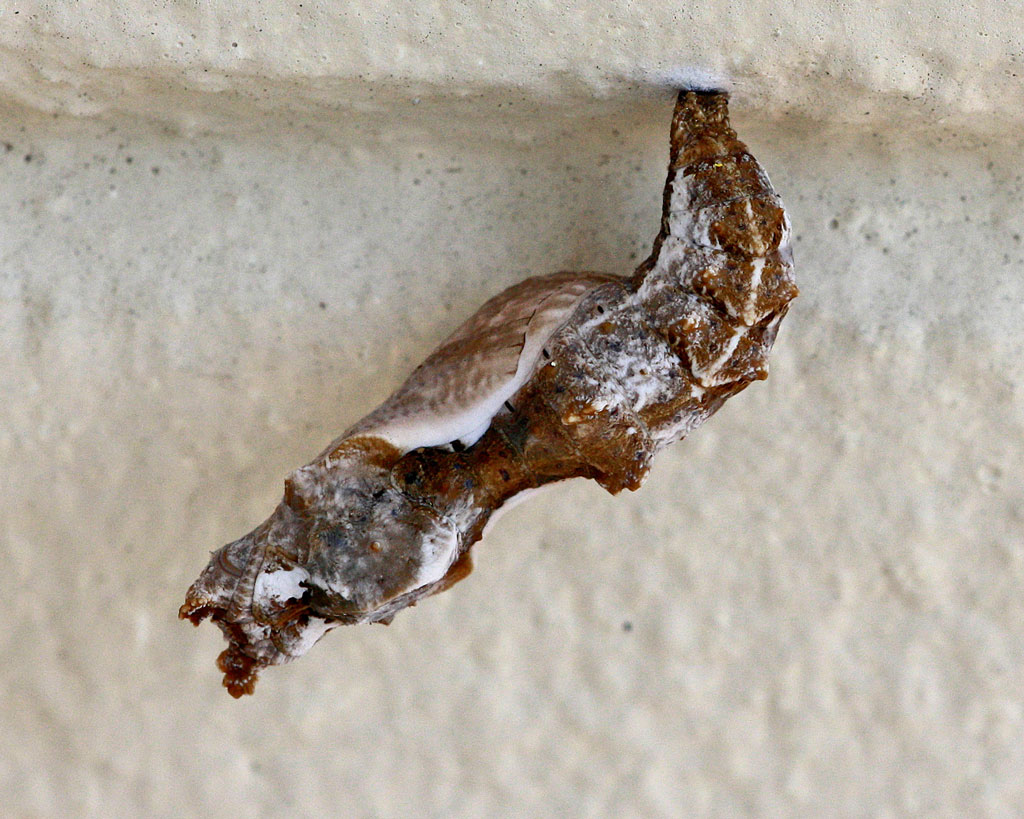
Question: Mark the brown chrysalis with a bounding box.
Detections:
[181,89,797,696]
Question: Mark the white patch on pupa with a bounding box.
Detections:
[742,257,765,325]
[692,325,749,387]
[286,617,334,657]
[458,417,497,448]
[414,522,461,588]
[649,405,712,449]
[666,175,720,250]
[254,567,310,605]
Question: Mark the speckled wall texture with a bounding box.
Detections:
[2,3,1023,817]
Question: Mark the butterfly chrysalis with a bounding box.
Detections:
[181,89,797,696]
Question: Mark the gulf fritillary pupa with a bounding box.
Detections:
[181,88,797,697]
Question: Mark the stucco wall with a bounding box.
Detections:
[2,3,1023,817]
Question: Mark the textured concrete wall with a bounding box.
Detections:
[2,3,1023,817]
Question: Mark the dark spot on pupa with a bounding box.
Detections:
[499,469,510,481]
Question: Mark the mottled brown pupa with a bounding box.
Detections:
[181,89,797,697]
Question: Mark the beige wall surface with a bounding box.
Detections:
[2,3,1023,817]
